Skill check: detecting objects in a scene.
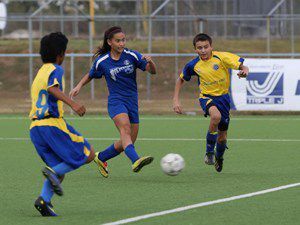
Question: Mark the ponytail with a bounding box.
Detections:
[93,26,123,60]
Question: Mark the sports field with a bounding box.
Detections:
[0,115,299,225]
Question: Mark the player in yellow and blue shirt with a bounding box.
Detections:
[69,26,157,177]
[29,32,96,216]
[173,33,249,172]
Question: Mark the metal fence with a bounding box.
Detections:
[1,0,300,94]
[1,0,300,113]
[1,52,300,100]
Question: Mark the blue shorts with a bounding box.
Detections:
[30,118,91,169]
[108,96,139,124]
[199,93,231,131]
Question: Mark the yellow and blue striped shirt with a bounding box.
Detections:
[180,51,244,97]
[29,63,65,120]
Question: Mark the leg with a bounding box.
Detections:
[213,94,231,172]
[113,123,139,152]
[94,123,139,178]
[114,114,153,172]
[208,106,221,133]
[85,146,95,164]
[42,122,94,193]
[216,130,227,159]
[32,121,92,216]
[35,169,66,217]
[101,99,139,156]
[214,124,229,173]
[113,113,134,149]
[204,106,221,165]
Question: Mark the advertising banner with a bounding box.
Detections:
[231,59,300,111]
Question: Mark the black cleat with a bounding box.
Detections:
[204,152,215,165]
[42,167,63,196]
[34,196,57,216]
[214,157,224,172]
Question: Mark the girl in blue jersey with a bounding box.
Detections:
[70,26,156,177]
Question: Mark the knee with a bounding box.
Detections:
[120,124,131,136]
[217,135,227,143]
[86,148,95,164]
[211,113,221,124]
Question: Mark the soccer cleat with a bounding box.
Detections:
[94,152,109,178]
[42,167,63,196]
[204,152,215,165]
[132,156,154,173]
[34,196,57,216]
[214,156,224,172]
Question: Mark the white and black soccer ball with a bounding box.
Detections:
[160,153,185,176]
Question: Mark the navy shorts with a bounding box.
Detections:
[199,94,231,131]
[30,118,91,169]
[108,96,139,124]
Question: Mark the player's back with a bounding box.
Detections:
[29,63,64,120]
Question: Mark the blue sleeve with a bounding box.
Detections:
[133,50,148,71]
[89,58,104,79]
[180,62,196,81]
[47,67,63,90]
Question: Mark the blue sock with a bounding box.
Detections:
[98,144,120,162]
[52,162,74,176]
[40,179,54,203]
[206,131,217,154]
[124,144,139,164]
[216,142,227,158]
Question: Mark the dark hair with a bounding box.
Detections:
[39,32,68,63]
[93,26,123,60]
[193,33,212,47]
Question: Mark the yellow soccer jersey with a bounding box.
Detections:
[180,51,244,96]
[29,63,65,120]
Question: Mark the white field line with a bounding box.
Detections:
[102,182,300,225]
[0,117,300,121]
[0,137,300,142]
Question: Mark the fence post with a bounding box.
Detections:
[28,18,33,89]
[89,20,95,100]
[174,0,179,81]
[146,0,152,100]
[290,0,294,57]
[267,16,271,56]
[60,2,64,33]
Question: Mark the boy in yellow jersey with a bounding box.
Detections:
[173,33,249,172]
[29,32,95,216]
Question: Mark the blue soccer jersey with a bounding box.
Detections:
[89,48,148,99]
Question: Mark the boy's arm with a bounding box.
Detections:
[69,73,92,98]
[219,52,249,78]
[237,64,249,79]
[48,85,86,116]
[173,77,185,114]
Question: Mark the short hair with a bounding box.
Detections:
[193,33,212,47]
[39,32,68,63]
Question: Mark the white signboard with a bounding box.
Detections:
[0,3,7,30]
[231,59,300,111]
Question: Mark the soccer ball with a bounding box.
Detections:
[160,153,185,176]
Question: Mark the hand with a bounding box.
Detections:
[142,55,152,63]
[237,66,249,79]
[173,100,183,114]
[71,102,86,117]
[69,86,81,99]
